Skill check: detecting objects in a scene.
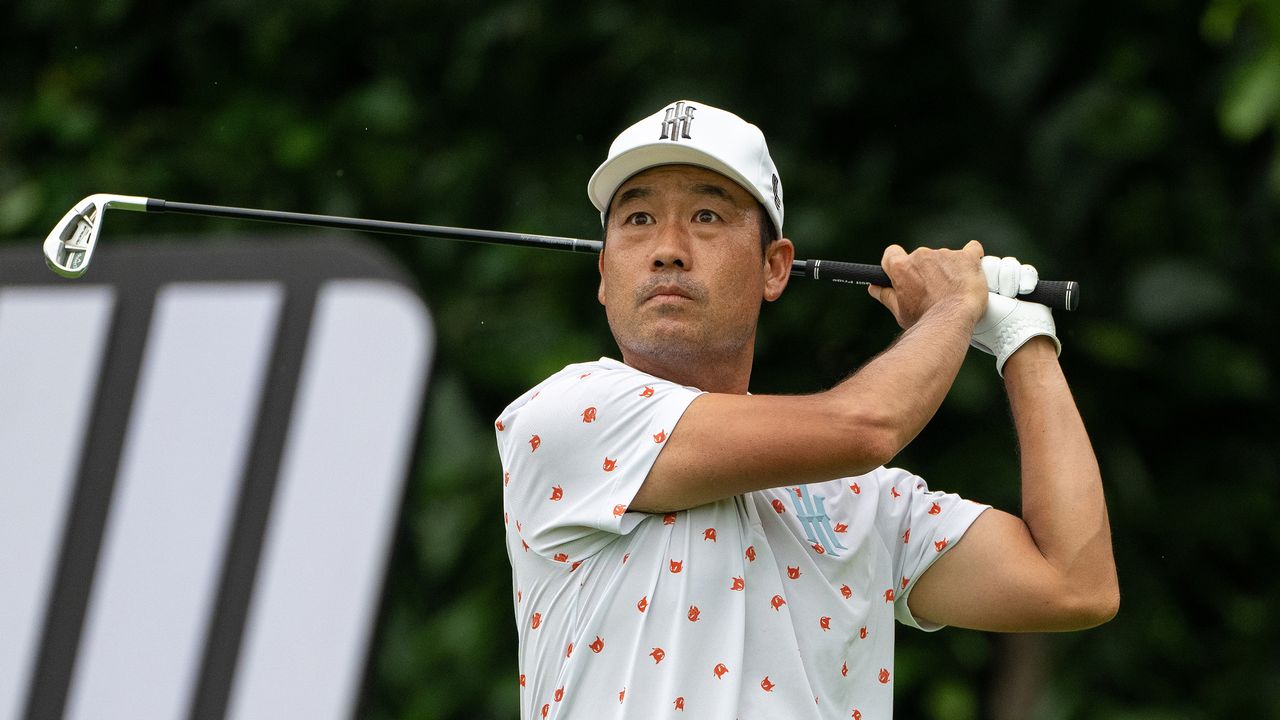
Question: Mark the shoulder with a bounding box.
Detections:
[494,358,701,453]
[499,358,697,415]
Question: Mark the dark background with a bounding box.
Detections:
[3,1,1277,717]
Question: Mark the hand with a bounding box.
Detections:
[867,240,988,330]
[970,255,1061,375]
[981,255,1039,298]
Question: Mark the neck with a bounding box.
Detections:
[618,344,754,394]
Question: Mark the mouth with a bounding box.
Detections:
[643,284,696,305]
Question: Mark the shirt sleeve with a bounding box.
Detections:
[870,466,989,631]
[496,363,702,563]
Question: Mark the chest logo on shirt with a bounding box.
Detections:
[789,486,849,558]
[582,406,597,423]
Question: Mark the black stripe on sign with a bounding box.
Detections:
[187,277,320,720]
[22,283,156,720]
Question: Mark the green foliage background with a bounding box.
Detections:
[3,1,1278,717]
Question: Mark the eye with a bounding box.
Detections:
[626,212,654,226]
[694,209,719,223]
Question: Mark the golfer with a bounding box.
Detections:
[495,99,1118,719]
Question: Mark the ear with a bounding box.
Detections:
[762,237,794,302]
[597,248,607,306]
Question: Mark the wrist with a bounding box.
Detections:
[1001,336,1059,376]
[923,295,983,332]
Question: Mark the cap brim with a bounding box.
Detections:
[587,143,768,220]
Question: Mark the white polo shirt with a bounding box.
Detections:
[496,358,988,720]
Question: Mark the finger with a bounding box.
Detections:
[867,283,894,310]
[981,256,1000,293]
[880,244,907,267]
[962,239,984,259]
[1019,263,1039,294]
[998,256,1020,297]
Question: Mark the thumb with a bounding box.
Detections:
[867,283,896,312]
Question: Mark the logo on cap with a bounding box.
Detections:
[772,174,782,212]
[659,102,696,141]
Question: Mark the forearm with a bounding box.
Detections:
[831,300,976,460]
[1003,338,1119,620]
[633,302,977,512]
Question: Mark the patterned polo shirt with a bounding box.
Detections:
[496,358,988,719]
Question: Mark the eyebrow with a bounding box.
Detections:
[614,182,734,207]
[615,186,652,206]
[690,182,733,200]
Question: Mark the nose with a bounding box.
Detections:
[650,222,690,270]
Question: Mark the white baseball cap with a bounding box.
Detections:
[587,99,784,235]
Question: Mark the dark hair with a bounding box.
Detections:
[602,201,779,255]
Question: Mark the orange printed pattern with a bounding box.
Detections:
[498,362,977,719]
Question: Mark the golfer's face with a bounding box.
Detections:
[597,164,770,363]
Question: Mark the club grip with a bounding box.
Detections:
[792,259,1079,311]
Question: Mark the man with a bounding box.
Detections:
[495,99,1117,719]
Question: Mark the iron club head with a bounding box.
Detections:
[43,194,148,278]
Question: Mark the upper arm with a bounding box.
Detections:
[629,392,899,513]
[906,509,1120,632]
[497,369,699,560]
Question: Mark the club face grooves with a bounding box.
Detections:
[43,195,149,278]
[44,201,101,278]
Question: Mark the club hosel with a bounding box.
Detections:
[88,194,150,213]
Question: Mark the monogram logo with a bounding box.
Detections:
[789,485,848,557]
[659,101,696,141]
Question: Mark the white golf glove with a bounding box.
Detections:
[971,256,1061,376]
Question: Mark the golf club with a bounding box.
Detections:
[42,193,1080,310]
